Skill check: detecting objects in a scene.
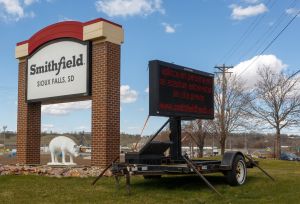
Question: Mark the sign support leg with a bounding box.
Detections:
[169,117,182,161]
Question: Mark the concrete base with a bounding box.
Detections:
[47,162,77,166]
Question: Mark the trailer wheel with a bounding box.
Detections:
[143,175,162,179]
[226,155,247,186]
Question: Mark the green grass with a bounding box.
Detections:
[0,160,299,204]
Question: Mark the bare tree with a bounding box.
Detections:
[249,67,300,159]
[183,119,213,157]
[213,74,251,155]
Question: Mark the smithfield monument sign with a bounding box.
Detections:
[27,39,89,101]
[15,18,124,167]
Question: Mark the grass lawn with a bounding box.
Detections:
[0,159,299,204]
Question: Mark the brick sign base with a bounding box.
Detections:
[15,19,124,167]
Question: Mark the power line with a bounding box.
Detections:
[237,8,300,78]
[216,0,274,65]
[284,69,300,83]
[237,0,298,63]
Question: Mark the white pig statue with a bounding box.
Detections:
[47,136,80,165]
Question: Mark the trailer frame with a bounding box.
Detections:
[92,117,273,196]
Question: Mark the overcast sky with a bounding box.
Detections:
[0,0,300,135]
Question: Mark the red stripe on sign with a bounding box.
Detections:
[28,21,83,54]
[16,18,122,55]
[16,40,28,46]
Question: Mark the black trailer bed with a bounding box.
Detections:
[112,158,255,176]
[92,152,271,198]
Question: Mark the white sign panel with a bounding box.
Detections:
[27,40,89,101]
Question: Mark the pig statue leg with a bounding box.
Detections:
[69,154,74,164]
[62,151,66,164]
[50,152,55,163]
[54,152,59,163]
[49,151,55,164]
[48,151,59,165]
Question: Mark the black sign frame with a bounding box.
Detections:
[26,38,92,103]
[149,60,214,119]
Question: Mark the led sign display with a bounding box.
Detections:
[149,60,214,119]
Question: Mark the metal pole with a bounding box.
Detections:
[244,154,275,181]
[169,117,182,160]
[91,156,119,185]
[244,133,247,154]
[214,64,233,154]
[3,126,7,147]
[274,139,276,159]
[212,134,214,156]
[183,155,222,197]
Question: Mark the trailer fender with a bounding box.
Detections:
[220,151,244,170]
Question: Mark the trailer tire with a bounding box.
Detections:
[143,175,162,179]
[225,154,247,186]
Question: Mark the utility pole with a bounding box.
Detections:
[214,64,233,154]
[3,126,7,147]
[212,133,214,156]
[244,132,248,154]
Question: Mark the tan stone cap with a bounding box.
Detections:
[16,18,124,59]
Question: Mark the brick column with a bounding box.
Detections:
[16,59,41,165]
[91,41,120,167]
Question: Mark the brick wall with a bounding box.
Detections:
[91,41,120,167]
[17,59,41,165]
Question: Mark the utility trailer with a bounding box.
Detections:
[113,150,251,186]
[93,118,274,196]
[91,61,274,195]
